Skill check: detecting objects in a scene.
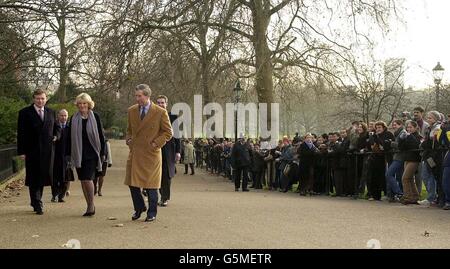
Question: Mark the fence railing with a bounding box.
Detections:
[0,144,18,184]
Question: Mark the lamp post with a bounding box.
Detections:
[233,80,242,142]
[432,62,445,111]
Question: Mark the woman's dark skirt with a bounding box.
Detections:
[76,159,98,181]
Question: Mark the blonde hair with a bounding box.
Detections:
[75,93,95,109]
[427,111,440,122]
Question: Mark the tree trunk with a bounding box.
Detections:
[201,58,211,105]
[252,1,275,128]
[57,12,67,102]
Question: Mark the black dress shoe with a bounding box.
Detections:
[36,209,44,215]
[242,189,250,192]
[131,207,147,221]
[144,216,156,222]
[58,198,65,203]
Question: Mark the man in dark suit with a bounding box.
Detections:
[231,136,251,192]
[51,109,74,203]
[156,95,180,207]
[17,89,57,215]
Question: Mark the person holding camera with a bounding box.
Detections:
[385,120,406,202]
[271,140,283,190]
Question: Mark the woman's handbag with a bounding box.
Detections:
[283,163,291,177]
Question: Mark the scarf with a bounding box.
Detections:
[70,110,102,171]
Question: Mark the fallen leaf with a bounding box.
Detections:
[113,224,124,227]
[107,217,117,220]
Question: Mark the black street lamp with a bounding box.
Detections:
[233,80,242,142]
[433,62,445,111]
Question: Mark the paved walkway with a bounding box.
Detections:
[1,140,450,249]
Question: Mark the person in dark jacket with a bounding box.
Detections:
[298,133,319,195]
[17,89,57,215]
[250,144,265,189]
[223,141,233,181]
[231,137,251,191]
[356,122,370,198]
[94,138,112,196]
[292,132,301,146]
[419,111,442,206]
[272,140,283,190]
[438,118,450,210]
[327,133,345,196]
[398,120,422,205]
[314,136,328,194]
[52,109,74,203]
[156,95,181,207]
[195,139,203,168]
[368,121,394,201]
[347,122,360,198]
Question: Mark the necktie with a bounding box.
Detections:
[38,109,44,121]
[140,107,146,120]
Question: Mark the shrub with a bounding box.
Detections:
[47,103,78,117]
[0,97,26,145]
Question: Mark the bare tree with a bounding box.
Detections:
[2,0,105,101]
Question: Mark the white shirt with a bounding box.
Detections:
[33,104,44,120]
